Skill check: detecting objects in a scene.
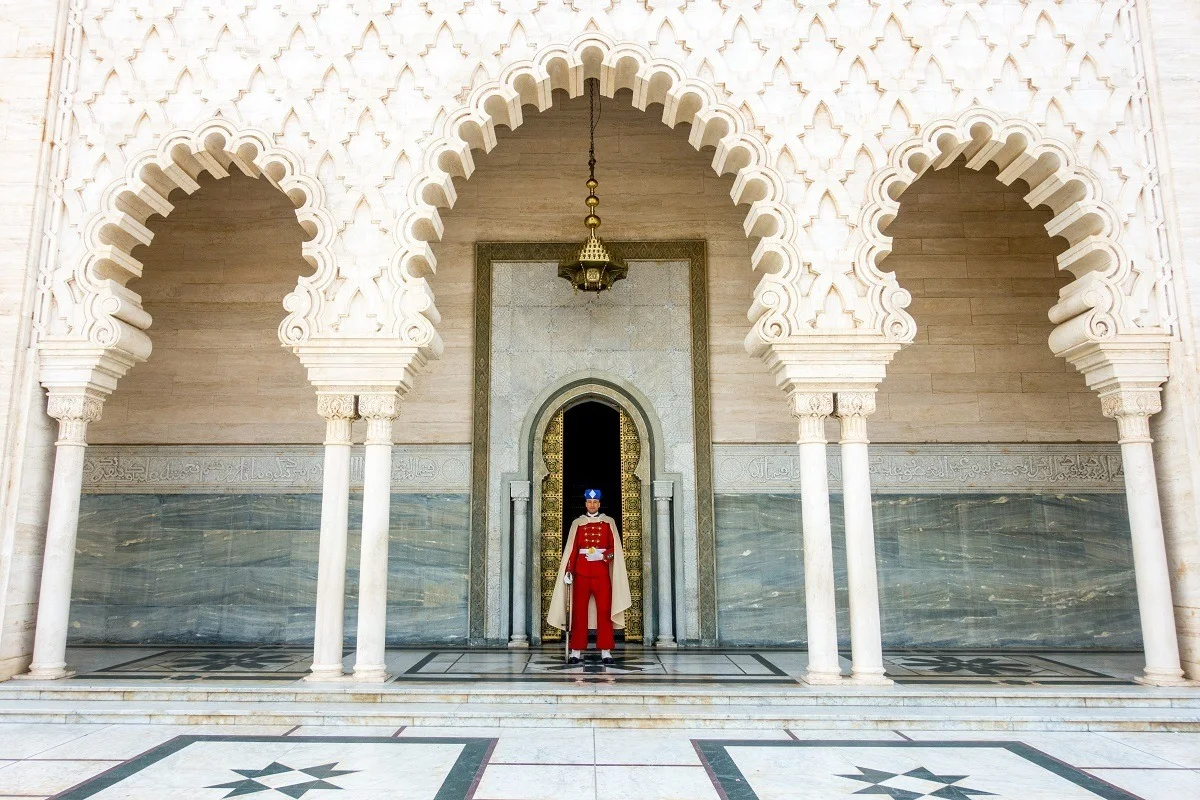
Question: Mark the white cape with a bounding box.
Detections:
[545,513,633,631]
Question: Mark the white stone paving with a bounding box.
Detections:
[0,722,1194,798]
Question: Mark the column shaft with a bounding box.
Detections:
[792,392,841,683]
[1102,389,1188,686]
[309,394,356,681]
[353,393,399,682]
[836,392,890,685]
[509,481,531,647]
[25,392,103,680]
[653,480,676,647]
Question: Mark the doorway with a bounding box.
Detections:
[538,398,645,642]
[562,402,623,540]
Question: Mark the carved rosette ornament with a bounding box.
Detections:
[1100,389,1163,444]
[358,392,402,446]
[789,391,834,444]
[46,392,105,445]
[835,392,876,445]
[317,394,358,445]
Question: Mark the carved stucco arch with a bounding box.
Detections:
[385,32,914,364]
[854,108,1173,364]
[38,119,337,393]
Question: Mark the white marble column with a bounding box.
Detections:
[790,391,842,684]
[653,479,676,648]
[24,391,104,680]
[308,394,357,681]
[353,391,400,682]
[835,392,891,685]
[509,480,531,648]
[1101,389,1190,686]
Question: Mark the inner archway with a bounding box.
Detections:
[538,396,646,643]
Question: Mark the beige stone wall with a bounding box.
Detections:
[90,172,320,444]
[92,91,1113,445]
[874,162,1117,442]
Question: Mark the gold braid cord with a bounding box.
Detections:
[619,408,644,641]
[539,408,565,641]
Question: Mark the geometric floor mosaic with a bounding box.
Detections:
[83,646,326,682]
[880,652,1129,686]
[696,740,1142,799]
[68,646,1138,686]
[52,735,494,799]
[8,730,1186,799]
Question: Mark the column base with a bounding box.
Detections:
[848,669,894,686]
[507,637,529,649]
[803,669,844,685]
[655,637,678,649]
[352,665,390,682]
[16,664,74,681]
[1135,667,1197,687]
[305,665,349,682]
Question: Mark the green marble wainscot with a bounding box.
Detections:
[70,493,470,645]
[714,493,1140,648]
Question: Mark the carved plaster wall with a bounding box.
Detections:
[33,0,1176,396]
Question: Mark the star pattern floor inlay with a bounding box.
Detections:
[206,760,358,798]
[16,732,1180,799]
[696,740,1144,800]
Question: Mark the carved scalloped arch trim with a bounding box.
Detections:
[43,119,337,363]
[855,108,1167,355]
[388,32,911,357]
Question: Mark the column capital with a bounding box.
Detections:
[358,391,401,446]
[317,393,357,421]
[510,480,531,501]
[789,390,833,444]
[358,391,402,420]
[46,389,105,445]
[652,480,674,500]
[317,393,357,445]
[1100,387,1161,443]
[835,391,876,445]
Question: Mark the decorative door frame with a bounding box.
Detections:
[470,241,717,644]
[530,387,651,644]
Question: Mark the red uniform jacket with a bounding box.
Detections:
[566,518,615,578]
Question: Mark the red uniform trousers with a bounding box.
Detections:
[567,520,616,650]
[569,569,614,650]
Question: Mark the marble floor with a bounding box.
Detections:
[1,722,1198,799]
[61,645,1143,686]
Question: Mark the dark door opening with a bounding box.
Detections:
[561,401,624,546]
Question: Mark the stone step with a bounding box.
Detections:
[0,697,1198,731]
[2,683,1199,709]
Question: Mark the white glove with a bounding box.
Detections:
[564,573,573,585]
[585,549,606,562]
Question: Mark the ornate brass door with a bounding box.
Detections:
[539,404,644,641]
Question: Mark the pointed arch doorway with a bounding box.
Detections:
[537,398,646,642]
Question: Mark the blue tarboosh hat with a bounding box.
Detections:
[584,488,602,500]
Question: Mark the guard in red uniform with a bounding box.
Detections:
[546,488,633,666]
[567,494,617,660]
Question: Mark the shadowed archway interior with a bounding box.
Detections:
[561,401,623,542]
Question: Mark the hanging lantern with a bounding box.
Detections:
[559,78,627,293]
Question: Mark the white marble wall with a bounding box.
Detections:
[487,259,699,641]
[1142,0,1200,680]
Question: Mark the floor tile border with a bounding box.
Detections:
[51,735,496,800]
[692,739,1143,800]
